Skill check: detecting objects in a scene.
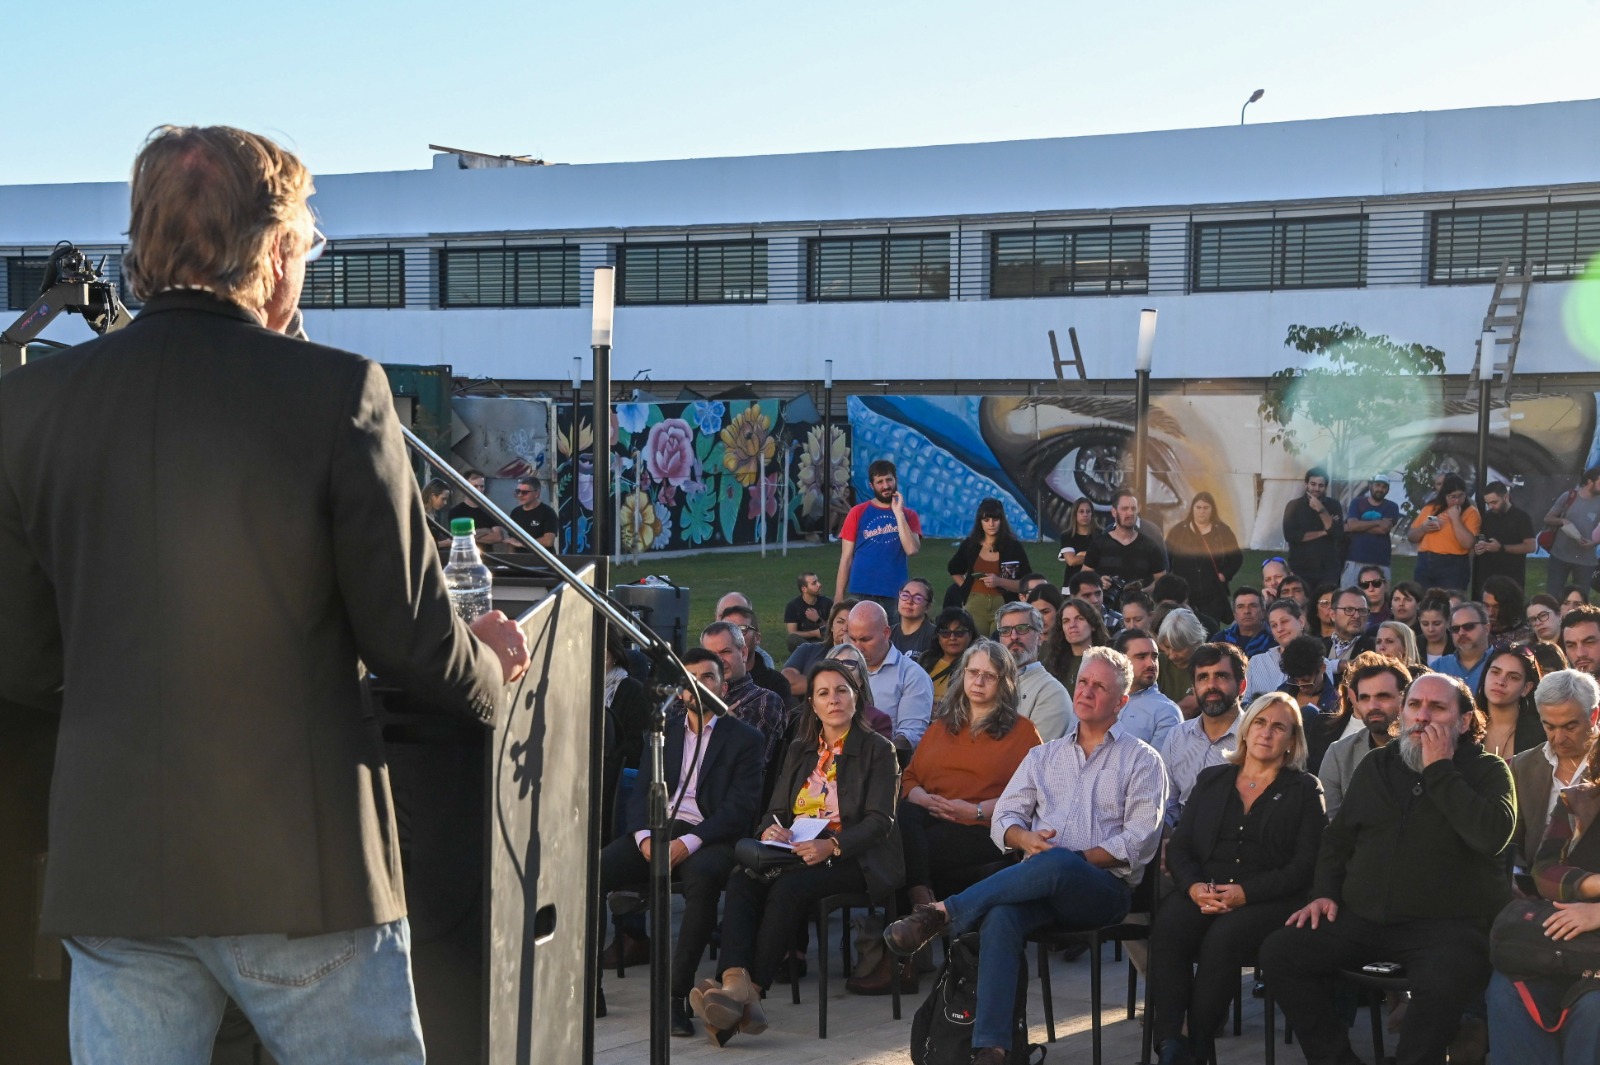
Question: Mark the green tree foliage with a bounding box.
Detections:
[1259,323,1446,491]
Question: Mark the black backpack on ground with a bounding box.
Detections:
[909,932,1044,1065]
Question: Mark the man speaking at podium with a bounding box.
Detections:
[0,126,528,1064]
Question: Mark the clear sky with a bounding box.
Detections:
[7,0,1598,186]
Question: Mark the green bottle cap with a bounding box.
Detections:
[450,517,476,537]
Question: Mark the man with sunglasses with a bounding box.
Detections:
[995,602,1072,742]
[1354,566,1390,625]
[1435,602,1492,691]
[504,476,557,550]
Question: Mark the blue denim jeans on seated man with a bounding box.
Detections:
[1487,970,1600,1065]
[942,847,1133,1051]
[65,918,423,1065]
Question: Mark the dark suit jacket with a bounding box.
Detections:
[763,723,904,900]
[0,292,505,936]
[1167,764,1326,905]
[624,711,764,847]
[1511,744,1556,869]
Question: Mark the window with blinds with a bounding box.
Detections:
[1191,217,1366,292]
[300,250,405,309]
[991,227,1150,297]
[807,234,950,301]
[1430,203,1600,283]
[619,241,766,304]
[5,257,48,310]
[440,246,578,307]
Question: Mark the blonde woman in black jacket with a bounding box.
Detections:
[691,660,903,1046]
[1149,692,1326,1065]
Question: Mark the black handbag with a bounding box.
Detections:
[734,837,802,882]
[1489,897,1600,1030]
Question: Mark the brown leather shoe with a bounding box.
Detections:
[884,903,950,957]
[846,952,920,996]
[971,1047,1007,1065]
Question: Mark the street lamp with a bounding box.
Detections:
[822,358,834,537]
[569,355,581,551]
[1132,309,1158,504]
[1240,88,1265,125]
[591,267,614,559]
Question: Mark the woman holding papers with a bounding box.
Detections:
[691,660,904,1046]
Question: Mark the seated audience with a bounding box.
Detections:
[1389,580,1424,628]
[1526,593,1563,645]
[1150,692,1325,1065]
[995,601,1073,742]
[1160,643,1248,826]
[1218,586,1273,657]
[1244,598,1308,700]
[601,630,652,842]
[823,643,896,739]
[701,619,789,762]
[781,597,857,696]
[597,649,765,1035]
[883,647,1167,1065]
[897,640,1042,905]
[1475,642,1546,761]
[693,660,903,1045]
[1118,589,1154,636]
[1323,586,1377,668]
[1156,607,1208,713]
[1418,595,1456,666]
[718,604,791,705]
[782,570,833,651]
[1022,583,1063,635]
[917,607,979,703]
[892,577,939,659]
[1489,707,1600,1061]
[1532,639,1572,679]
[1041,595,1110,692]
[715,592,775,668]
[1561,604,1600,679]
[1112,627,1183,750]
[1316,653,1410,820]
[1262,673,1514,1065]
[1068,570,1124,634]
[846,601,935,752]
[1563,585,1591,615]
[1372,619,1424,670]
[1278,634,1343,772]
[1509,669,1600,877]
[1482,574,1533,646]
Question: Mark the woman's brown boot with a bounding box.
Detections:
[846,951,921,996]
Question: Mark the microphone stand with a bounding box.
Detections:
[399,427,722,1065]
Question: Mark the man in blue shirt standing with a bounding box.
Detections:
[1342,474,1399,587]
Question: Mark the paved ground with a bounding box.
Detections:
[592,903,1310,1065]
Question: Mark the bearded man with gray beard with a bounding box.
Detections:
[1260,672,1515,1065]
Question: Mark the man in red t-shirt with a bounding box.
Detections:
[834,459,922,609]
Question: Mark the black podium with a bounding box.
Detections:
[0,566,601,1065]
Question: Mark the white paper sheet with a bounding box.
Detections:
[766,816,830,850]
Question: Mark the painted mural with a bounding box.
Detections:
[849,391,1600,552]
[555,398,850,554]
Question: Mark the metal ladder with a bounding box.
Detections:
[1049,327,1087,391]
[1467,257,1531,401]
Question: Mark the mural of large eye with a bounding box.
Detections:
[1024,427,1182,537]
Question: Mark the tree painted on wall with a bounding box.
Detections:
[1259,323,1447,500]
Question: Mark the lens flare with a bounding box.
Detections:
[1562,252,1600,364]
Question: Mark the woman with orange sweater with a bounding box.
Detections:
[899,639,1041,909]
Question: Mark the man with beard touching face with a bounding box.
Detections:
[835,458,921,608]
[1261,672,1514,1065]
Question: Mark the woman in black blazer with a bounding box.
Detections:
[692,660,904,1046]
[1149,692,1327,1065]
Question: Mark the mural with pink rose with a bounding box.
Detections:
[553,397,850,553]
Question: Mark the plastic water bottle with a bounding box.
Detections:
[444,517,493,622]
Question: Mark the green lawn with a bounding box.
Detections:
[611,541,1421,640]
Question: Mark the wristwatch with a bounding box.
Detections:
[974,802,988,822]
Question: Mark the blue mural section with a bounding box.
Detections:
[848,395,1039,540]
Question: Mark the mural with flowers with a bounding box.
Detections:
[555,397,850,553]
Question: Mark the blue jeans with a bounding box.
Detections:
[1487,970,1600,1065]
[943,847,1132,1050]
[1414,551,1470,594]
[65,919,423,1065]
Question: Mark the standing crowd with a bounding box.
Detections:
[594,456,1600,1065]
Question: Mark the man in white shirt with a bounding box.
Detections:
[994,602,1073,742]
[846,600,933,750]
[884,647,1166,1065]
[1509,669,1600,873]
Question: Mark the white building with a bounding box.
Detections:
[5,99,1600,391]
